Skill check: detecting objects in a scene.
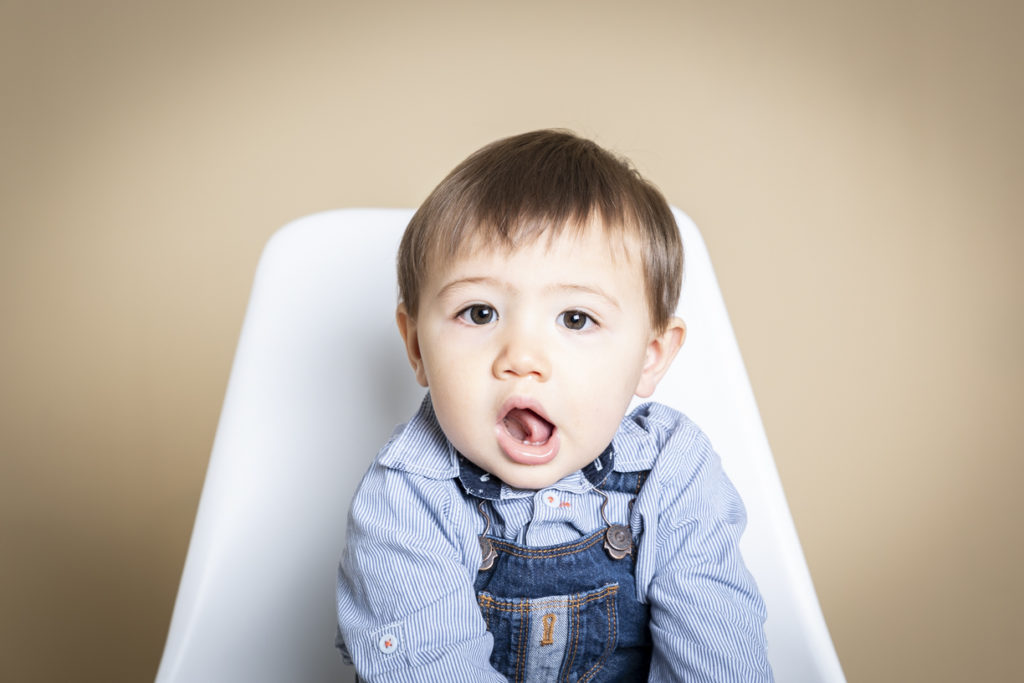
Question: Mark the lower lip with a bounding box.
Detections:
[495,426,560,466]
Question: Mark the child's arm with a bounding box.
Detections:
[337,460,506,682]
[641,420,774,682]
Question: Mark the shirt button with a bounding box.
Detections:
[542,491,561,508]
[378,633,398,654]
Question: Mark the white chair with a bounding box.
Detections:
[155,208,845,682]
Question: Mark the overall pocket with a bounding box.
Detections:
[477,583,619,683]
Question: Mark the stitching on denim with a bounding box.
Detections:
[579,590,617,682]
[561,599,572,683]
[489,530,604,559]
[560,597,578,683]
[476,585,618,613]
[516,599,527,683]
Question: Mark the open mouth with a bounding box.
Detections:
[503,407,554,445]
[496,400,560,465]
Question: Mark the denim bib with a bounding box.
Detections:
[461,456,652,683]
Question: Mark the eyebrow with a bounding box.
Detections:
[547,283,621,310]
[435,277,620,310]
[435,277,504,300]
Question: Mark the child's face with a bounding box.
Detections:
[397,224,685,490]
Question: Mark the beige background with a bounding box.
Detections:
[2,1,1021,681]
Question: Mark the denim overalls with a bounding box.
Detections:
[459,450,652,683]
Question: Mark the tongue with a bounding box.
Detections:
[503,408,554,444]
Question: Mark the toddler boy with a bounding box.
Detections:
[336,130,773,681]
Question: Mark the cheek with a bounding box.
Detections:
[565,337,648,391]
[560,354,640,425]
[426,374,483,448]
[422,344,481,388]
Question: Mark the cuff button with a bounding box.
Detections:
[378,633,398,654]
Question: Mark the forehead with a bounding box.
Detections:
[425,226,645,293]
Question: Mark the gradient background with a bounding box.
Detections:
[2,1,1021,681]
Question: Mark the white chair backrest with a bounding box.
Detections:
[156,208,844,682]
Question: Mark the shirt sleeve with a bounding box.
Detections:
[644,424,774,683]
[336,461,506,682]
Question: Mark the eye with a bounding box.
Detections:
[559,310,595,331]
[457,304,498,325]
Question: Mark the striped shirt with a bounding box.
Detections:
[336,394,773,682]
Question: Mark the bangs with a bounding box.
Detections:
[398,130,682,331]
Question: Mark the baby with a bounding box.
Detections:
[336,130,773,682]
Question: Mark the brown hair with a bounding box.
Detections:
[397,130,683,332]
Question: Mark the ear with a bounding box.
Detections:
[396,303,429,387]
[634,316,686,398]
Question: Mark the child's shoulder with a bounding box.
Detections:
[348,400,470,539]
[348,396,466,519]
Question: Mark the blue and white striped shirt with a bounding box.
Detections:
[337,394,773,682]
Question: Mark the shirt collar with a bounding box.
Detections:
[376,393,461,479]
[456,445,615,501]
[610,403,664,471]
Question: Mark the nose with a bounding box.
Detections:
[492,327,551,381]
